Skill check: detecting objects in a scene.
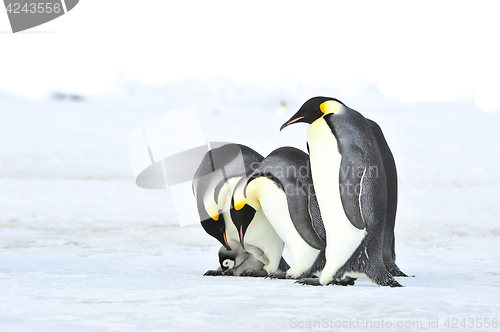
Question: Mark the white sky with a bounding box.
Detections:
[1,0,500,111]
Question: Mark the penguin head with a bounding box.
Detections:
[199,177,238,251]
[218,246,237,271]
[220,257,235,271]
[201,213,232,251]
[280,96,345,130]
[230,176,262,249]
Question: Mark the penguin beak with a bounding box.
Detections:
[201,214,232,251]
[222,231,231,251]
[281,97,331,131]
[238,225,246,250]
[280,116,305,131]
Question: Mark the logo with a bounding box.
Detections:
[3,0,79,33]
[128,105,236,227]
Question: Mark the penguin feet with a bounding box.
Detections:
[265,272,287,279]
[386,264,408,277]
[372,273,403,287]
[387,279,403,287]
[204,269,224,276]
[240,269,268,277]
[295,278,322,286]
[223,269,235,276]
[329,277,356,286]
[391,270,408,277]
[295,277,357,286]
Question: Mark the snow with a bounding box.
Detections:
[1,80,500,331]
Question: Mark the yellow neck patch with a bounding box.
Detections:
[234,200,246,211]
[234,179,261,211]
[206,205,220,221]
[320,100,343,115]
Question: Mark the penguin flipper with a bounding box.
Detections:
[306,183,326,245]
[338,146,366,230]
[284,178,325,250]
[244,244,270,265]
[226,265,267,277]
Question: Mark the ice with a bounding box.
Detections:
[1,80,500,331]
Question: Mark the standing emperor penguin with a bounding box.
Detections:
[193,144,286,276]
[280,97,402,287]
[231,147,328,279]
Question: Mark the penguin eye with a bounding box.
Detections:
[222,259,235,269]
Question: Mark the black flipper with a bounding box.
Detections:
[338,145,366,230]
[306,183,326,245]
[324,115,366,230]
[283,177,325,250]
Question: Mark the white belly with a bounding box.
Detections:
[307,118,366,285]
[220,177,283,273]
[254,177,320,278]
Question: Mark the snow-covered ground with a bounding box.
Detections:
[1,80,500,331]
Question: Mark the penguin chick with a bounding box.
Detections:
[204,240,289,277]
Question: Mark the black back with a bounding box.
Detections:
[246,147,326,250]
[324,109,388,235]
[193,144,264,223]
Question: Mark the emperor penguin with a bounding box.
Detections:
[193,143,286,275]
[280,97,402,287]
[231,147,329,280]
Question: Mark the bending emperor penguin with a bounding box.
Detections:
[193,144,286,276]
[280,97,402,287]
[231,147,329,279]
